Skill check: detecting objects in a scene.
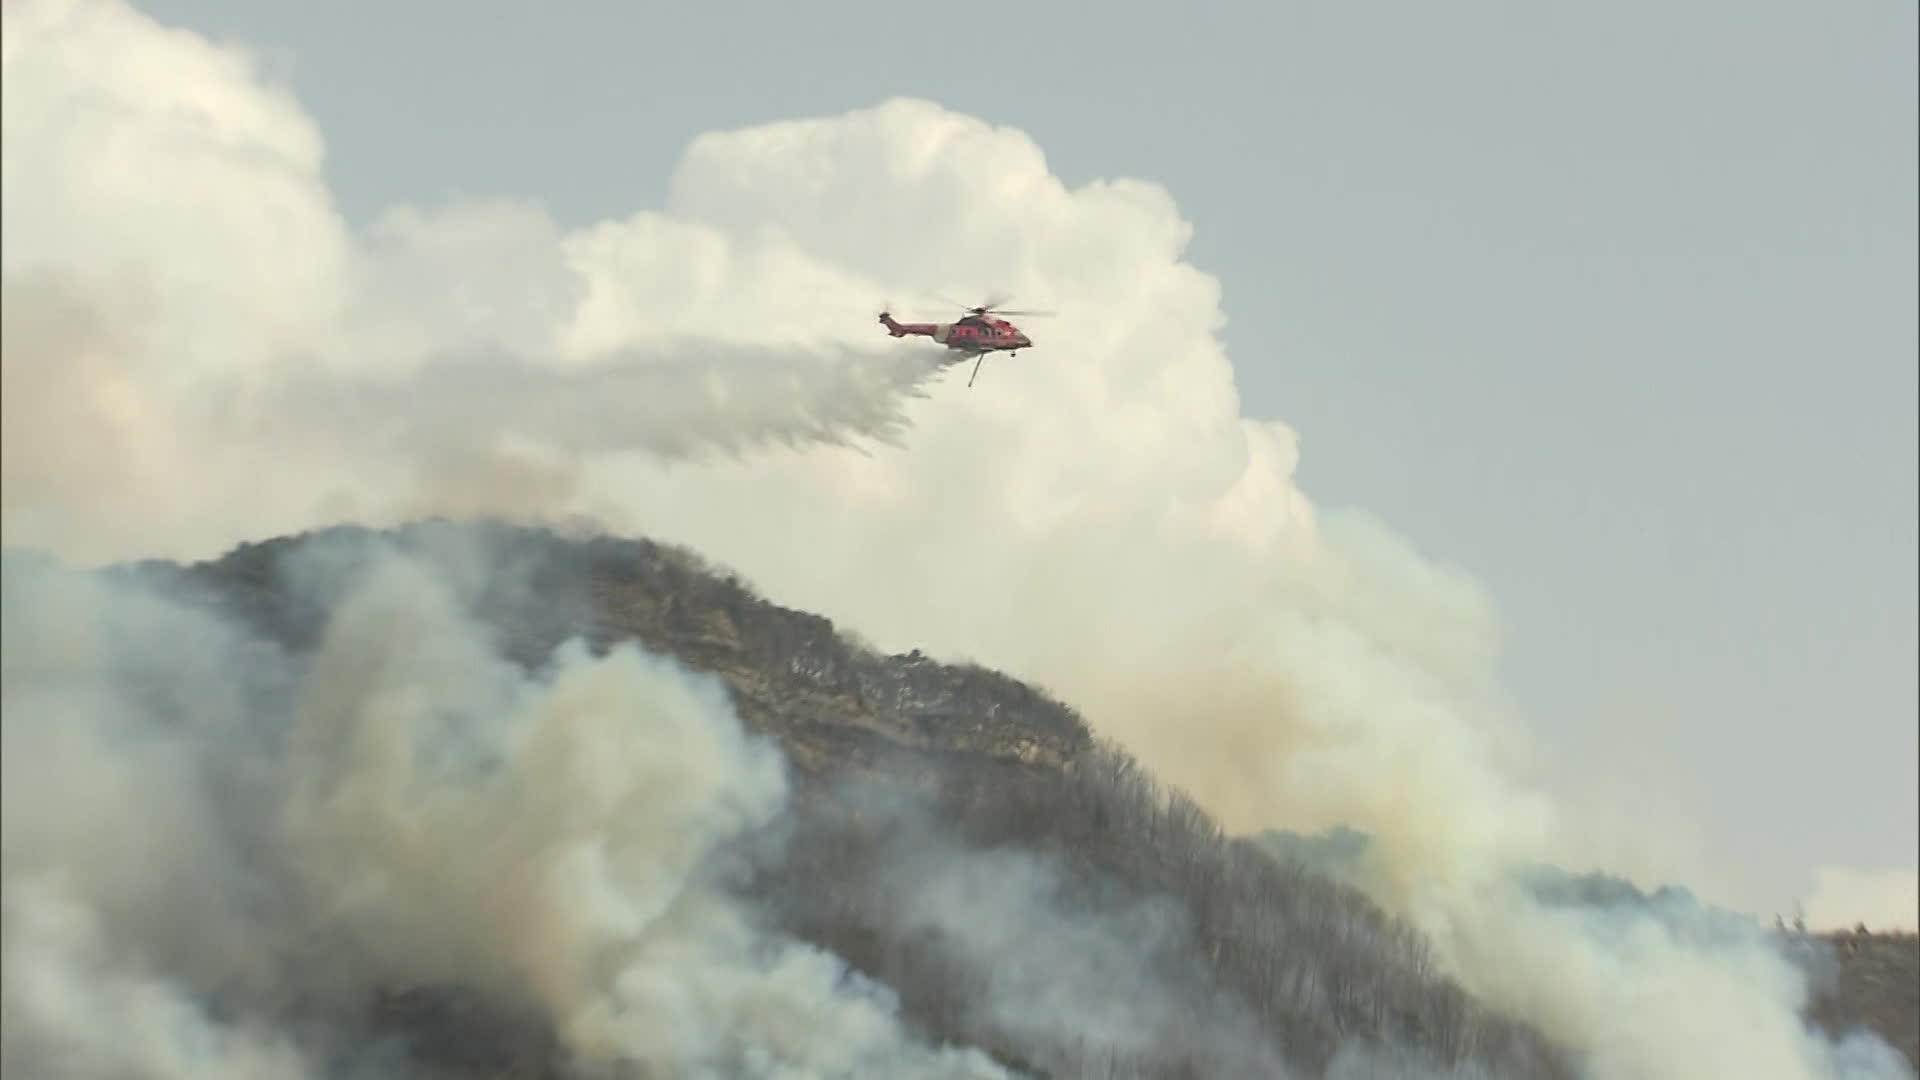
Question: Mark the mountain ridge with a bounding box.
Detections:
[5,517,1911,1078]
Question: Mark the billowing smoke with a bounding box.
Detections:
[3,1,1911,1078]
[0,535,1020,1078]
[1,0,949,565]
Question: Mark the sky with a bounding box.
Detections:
[9,0,1916,930]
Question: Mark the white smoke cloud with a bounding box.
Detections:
[3,875,314,1080]
[1414,879,1915,1080]
[0,0,952,565]
[2,1,1910,1077]
[0,0,349,378]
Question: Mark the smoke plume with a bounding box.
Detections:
[0,0,947,565]
[3,1,1912,1077]
[1,536,1020,1078]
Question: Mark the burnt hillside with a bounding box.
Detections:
[64,518,1570,1077]
[8,518,1911,1078]
[125,518,1094,790]
[1809,929,1920,1071]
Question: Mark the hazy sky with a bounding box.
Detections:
[113,0,1919,917]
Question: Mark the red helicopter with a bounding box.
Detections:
[877,296,1052,386]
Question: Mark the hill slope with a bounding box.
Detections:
[3,519,1911,1078]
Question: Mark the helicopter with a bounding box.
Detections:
[877,296,1052,386]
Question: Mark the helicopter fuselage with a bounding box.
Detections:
[879,312,1030,353]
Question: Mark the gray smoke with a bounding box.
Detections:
[0,534,1013,1078]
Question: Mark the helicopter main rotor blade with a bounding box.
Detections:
[913,289,1054,318]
